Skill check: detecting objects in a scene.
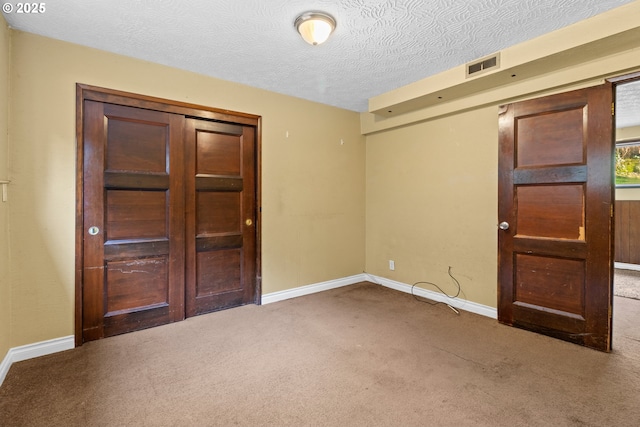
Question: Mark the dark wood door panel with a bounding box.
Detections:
[105,257,170,315]
[516,107,585,167]
[510,305,585,337]
[185,119,257,317]
[103,256,171,337]
[513,165,587,184]
[196,126,243,175]
[105,116,168,173]
[513,237,587,259]
[498,84,614,351]
[516,184,585,240]
[197,192,241,234]
[106,190,168,240]
[104,306,173,337]
[82,101,185,341]
[514,254,585,316]
[196,249,243,295]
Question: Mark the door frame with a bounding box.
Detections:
[609,71,640,340]
[75,84,262,347]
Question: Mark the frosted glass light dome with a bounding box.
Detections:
[295,12,336,45]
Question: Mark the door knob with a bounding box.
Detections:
[88,226,100,235]
[499,222,510,230]
[245,219,253,226]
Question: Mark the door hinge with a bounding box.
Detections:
[611,204,614,218]
[612,102,615,116]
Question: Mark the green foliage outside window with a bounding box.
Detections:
[615,142,640,186]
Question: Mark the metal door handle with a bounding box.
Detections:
[88,226,100,235]
[499,222,510,230]
[245,219,253,226]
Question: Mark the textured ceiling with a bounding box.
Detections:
[2,0,639,126]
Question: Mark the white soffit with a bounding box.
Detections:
[1,0,636,113]
[617,81,640,130]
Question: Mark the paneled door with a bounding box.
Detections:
[497,84,614,352]
[185,119,257,317]
[77,85,260,344]
[82,101,186,341]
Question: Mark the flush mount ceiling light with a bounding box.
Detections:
[294,12,336,46]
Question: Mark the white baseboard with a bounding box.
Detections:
[262,273,368,305]
[0,335,74,387]
[364,273,498,319]
[615,262,640,272]
[261,272,497,319]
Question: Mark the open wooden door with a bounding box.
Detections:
[498,83,614,352]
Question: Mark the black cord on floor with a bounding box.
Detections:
[411,266,461,314]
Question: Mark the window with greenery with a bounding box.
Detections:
[615,140,640,186]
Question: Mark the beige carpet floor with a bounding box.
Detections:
[1,282,639,426]
[615,268,640,300]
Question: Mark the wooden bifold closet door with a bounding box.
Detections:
[76,85,260,345]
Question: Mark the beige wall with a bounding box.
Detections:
[365,65,640,311]
[0,14,10,361]
[617,125,640,142]
[365,107,499,307]
[7,31,365,348]
[5,11,640,353]
[364,98,640,310]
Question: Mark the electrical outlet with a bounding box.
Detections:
[389,260,395,271]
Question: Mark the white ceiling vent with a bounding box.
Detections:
[466,53,500,78]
